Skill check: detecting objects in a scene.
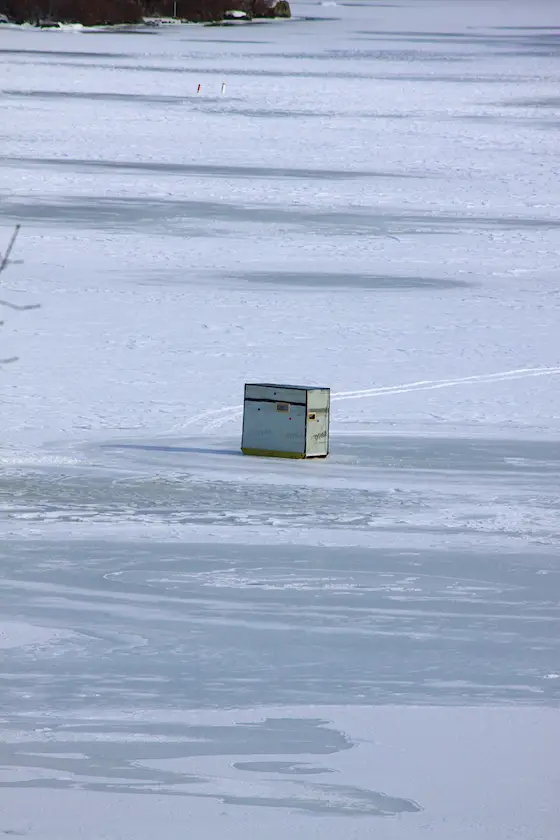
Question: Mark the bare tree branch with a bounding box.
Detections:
[1,225,40,365]
[0,224,21,276]
[0,299,41,311]
[0,225,40,310]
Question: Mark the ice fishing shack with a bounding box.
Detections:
[241,383,330,459]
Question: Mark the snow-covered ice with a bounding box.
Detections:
[1,0,560,837]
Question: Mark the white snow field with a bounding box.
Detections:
[1,0,560,836]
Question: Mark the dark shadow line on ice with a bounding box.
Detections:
[101,443,242,457]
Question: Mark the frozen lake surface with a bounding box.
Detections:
[1,0,560,837]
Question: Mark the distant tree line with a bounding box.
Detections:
[0,0,290,25]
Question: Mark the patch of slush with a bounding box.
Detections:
[0,621,74,650]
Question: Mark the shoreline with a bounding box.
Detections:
[0,1,291,28]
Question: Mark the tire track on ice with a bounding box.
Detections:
[180,367,560,432]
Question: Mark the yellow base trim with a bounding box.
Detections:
[242,448,305,459]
